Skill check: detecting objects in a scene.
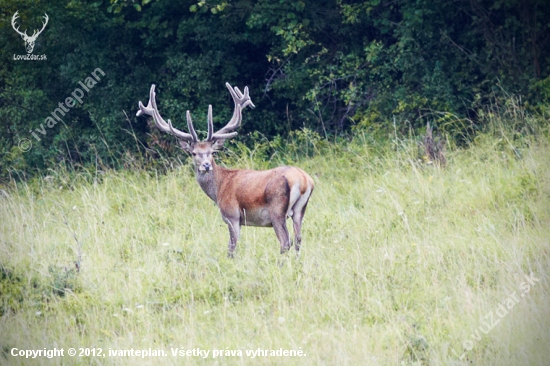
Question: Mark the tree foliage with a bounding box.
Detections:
[1,0,549,179]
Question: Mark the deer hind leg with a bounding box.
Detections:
[271,214,292,254]
[290,188,313,253]
[292,212,303,253]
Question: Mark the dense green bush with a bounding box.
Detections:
[1,0,548,180]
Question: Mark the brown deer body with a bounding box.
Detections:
[137,83,314,256]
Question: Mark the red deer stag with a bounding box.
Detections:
[136,83,314,257]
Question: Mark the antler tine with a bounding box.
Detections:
[136,84,197,142]
[11,11,28,37]
[206,105,214,141]
[185,111,199,141]
[211,131,238,140]
[226,83,255,109]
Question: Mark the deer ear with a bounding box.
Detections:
[211,139,225,151]
[179,140,194,153]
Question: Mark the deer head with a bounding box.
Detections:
[11,11,49,54]
[136,83,254,173]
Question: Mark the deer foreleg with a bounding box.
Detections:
[224,216,240,258]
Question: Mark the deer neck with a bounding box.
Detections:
[195,161,223,204]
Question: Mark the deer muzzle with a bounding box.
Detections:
[199,162,212,172]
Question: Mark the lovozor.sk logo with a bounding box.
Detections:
[11,11,48,60]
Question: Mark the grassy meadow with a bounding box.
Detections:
[1,123,549,365]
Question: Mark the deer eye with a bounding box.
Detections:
[192,152,197,156]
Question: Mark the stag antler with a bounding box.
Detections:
[11,12,48,40]
[136,84,199,142]
[137,83,254,143]
[207,83,255,141]
[31,13,48,40]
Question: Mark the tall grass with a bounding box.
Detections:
[1,119,549,365]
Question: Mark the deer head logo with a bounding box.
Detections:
[11,11,49,54]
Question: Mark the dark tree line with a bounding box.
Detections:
[1,0,549,178]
